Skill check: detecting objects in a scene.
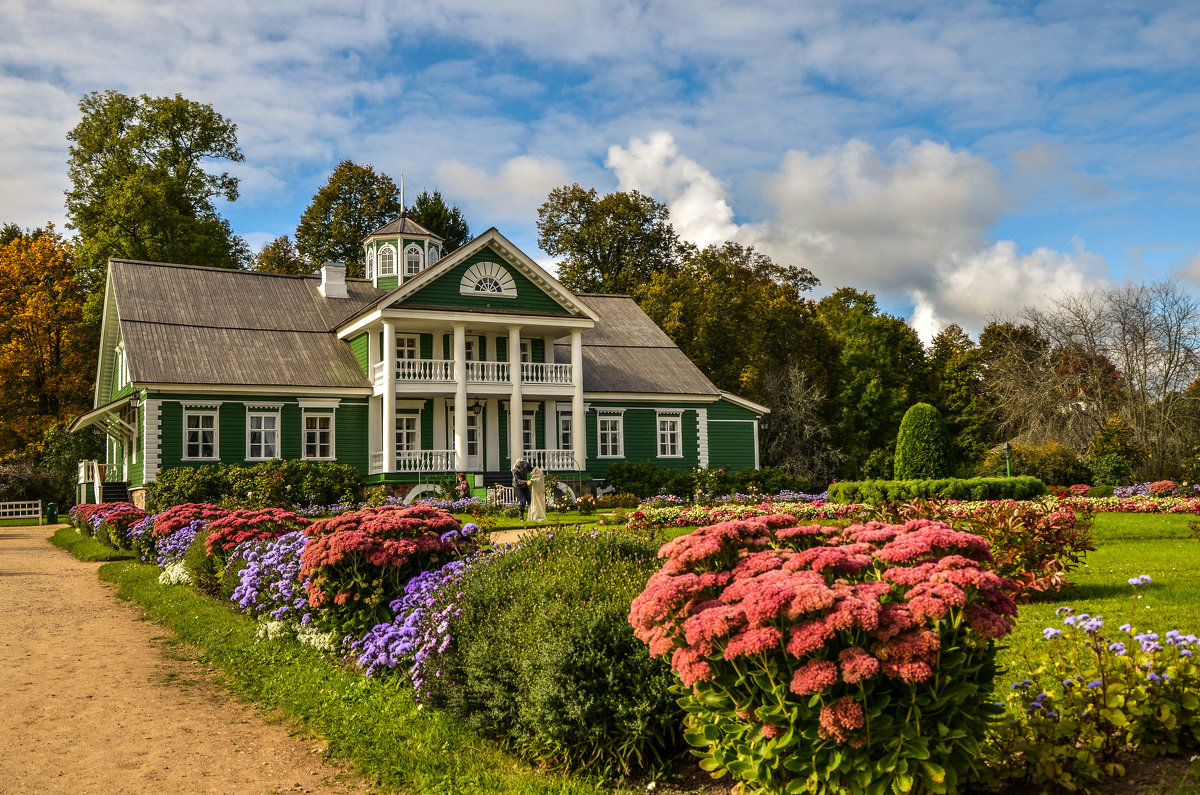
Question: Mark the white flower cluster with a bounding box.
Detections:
[157,559,192,586]
[253,617,337,654]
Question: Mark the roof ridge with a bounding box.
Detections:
[110,259,372,282]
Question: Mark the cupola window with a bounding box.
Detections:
[378,245,396,276]
[405,244,423,276]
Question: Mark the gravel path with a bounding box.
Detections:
[0,524,368,794]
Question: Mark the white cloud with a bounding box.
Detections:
[606,131,738,247]
[433,155,570,226]
[602,132,1111,341]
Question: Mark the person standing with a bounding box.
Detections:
[454,472,471,501]
[511,458,531,511]
[527,466,546,522]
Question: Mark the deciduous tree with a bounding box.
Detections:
[252,235,310,274]
[66,90,249,281]
[928,324,995,469]
[295,161,401,278]
[537,184,687,294]
[0,227,96,457]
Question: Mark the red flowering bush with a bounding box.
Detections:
[68,503,111,534]
[865,499,1094,596]
[151,503,230,539]
[300,505,474,640]
[629,515,1018,794]
[205,507,310,557]
[1149,480,1178,496]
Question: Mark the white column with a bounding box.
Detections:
[368,327,380,389]
[382,322,396,473]
[571,329,585,470]
[753,418,761,469]
[453,324,467,469]
[508,325,524,464]
[545,400,557,455]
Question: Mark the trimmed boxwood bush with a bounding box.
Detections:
[147,459,362,511]
[894,402,954,479]
[425,529,681,775]
[604,461,813,499]
[828,476,1048,504]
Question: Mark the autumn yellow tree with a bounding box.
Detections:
[0,227,96,457]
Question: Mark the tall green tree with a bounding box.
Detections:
[66,90,249,282]
[252,235,310,274]
[928,324,995,469]
[537,184,688,294]
[295,160,401,278]
[817,288,927,479]
[409,189,470,252]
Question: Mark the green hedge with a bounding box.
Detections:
[603,461,813,499]
[828,476,1048,504]
[146,459,362,511]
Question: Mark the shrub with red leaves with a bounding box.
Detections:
[300,505,474,640]
[1149,480,1178,497]
[629,515,1017,794]
[151,503,230,539]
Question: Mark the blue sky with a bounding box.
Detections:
[3,0,1199,340]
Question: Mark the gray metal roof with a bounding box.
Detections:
[367,215,442,240]
[110,260,373,389]
[556,294,720,396]
[108,261,720,396]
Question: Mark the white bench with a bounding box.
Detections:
[0,500,43,524]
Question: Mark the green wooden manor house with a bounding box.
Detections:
[73,218,766,506]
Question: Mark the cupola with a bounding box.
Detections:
[362,213,445,291]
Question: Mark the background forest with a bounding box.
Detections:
[4,90,1200,505]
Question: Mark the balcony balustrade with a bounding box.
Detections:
[373,358,572,387]
[369,449,457,475]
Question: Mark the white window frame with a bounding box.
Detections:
[183,410,219,461]
[397,334,419,360]
[302,411,335,460]
[657,414,682,458]
[558,414,573,451]
[366,249,376,280]
[428,243,441,263]
[597,414,624,459]
[396,414,420,453]
[246,409,280,461]
[464,336,480,361]
[522,415,535,455]
[519,339,531,363]
[378,244,397,276]
[404,244,424,276]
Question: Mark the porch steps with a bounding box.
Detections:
[101,482,130,503]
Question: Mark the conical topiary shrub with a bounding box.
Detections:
[894,402,954,479]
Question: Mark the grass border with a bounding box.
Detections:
[52,535,622,795]
[50,526,137,561]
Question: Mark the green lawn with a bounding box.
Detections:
[999,511,1200,674]
[449,511,604,531]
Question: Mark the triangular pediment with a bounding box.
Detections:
[369,229,599,320]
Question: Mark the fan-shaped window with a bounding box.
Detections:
[405,244,423,276]
[378,245,396,276]
[366,249,376,280]
[459,261,517,298]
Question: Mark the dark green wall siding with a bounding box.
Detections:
[402,246,572,316]
[153,394,371,476]
[708,421,756,470]
[585,403,701,475]
[349,333,369,376]
[708,399,758,421]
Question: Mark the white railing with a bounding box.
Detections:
[521,362,572,385]
[465,360,510,383]
[0,500,42,523]
[397,449,456,472]
[524,449,578,471]
[397,358,454,382]
[373,358,571,387]
[369,449,457,473]
[493,485,516,506]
